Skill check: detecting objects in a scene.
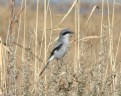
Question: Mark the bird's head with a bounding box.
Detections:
[59,29,74,40]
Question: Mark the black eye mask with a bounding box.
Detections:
[62,31,72,36]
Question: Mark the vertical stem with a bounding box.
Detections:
[112,0,116,95]
[7,0,16,96]
[100,0,104,42]
[44,0,47,95]
[10,0,15,35]
[74,0,77,74]
[77,0,80,73]
[73,0,81,95]
[98,0,104,94]
[21,0,30,96]
[15,0,23,54]
[112,0,115,27]
[34,0,39,94]
[77,0,81,95]
[73,1,78,96]
[0,38,2,93]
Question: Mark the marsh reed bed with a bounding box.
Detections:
[0,0,121,96]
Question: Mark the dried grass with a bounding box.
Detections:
[0,0,121,96]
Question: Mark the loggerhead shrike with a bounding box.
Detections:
[39,28,74,76]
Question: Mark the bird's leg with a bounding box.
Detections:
[55,59,61,71]
[61,57,68,73]
[60,57,65,66]
[56,59,59,65]
[53,59,61,75]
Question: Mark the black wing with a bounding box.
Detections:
[49,43,63,58]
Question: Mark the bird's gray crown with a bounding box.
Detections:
[60,28,73,36]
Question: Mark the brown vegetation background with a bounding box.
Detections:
[0,0,121,96]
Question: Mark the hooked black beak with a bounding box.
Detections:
[69,31,74,38]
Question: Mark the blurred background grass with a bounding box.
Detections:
[1,0,121,96]
[1,1,121,61]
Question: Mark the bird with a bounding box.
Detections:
[39,28,74,76]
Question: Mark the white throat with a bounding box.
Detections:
[62,34,70,44]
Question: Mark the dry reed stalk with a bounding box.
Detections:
[99,0,115,95]
[73,0,83,95]
[103,0,116,95]
[0,37,3,96]
[21,0,30,96]
[99,0,111,95]
[0,39,7,96]
[77,0,80,74]
[33,0,39,95]
[71,1,78,96]
[114,31,121,96]
[7,0,17,96]
[86,5,99,26]
[43,0,47,96]
[42,0,77,30]
[30,0,77,31]
[76,0,85,95]
[38,34,44,71]
[21,32,31,96]
[13,2,24,94]
[75,6,101,95]
[99,0,105,94]
[2,0,121,96]
[57,0,77,27]
[70,36,100,44]
[31,11,45,96]
[0,40,10,96]
[14,0,23,55]
[73,0,77,75]
[114,31,121,65]
[94,0,105,95]
[76,0,96,95]
[24,31,33,96]
[111,0,117,96]
[97,0,115,95]
[46,0,53,73]
[46,1,54,95]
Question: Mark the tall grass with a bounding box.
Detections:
[1,0,121,96]
[7,0,17,96]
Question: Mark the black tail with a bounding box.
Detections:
[39,62,49,76]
